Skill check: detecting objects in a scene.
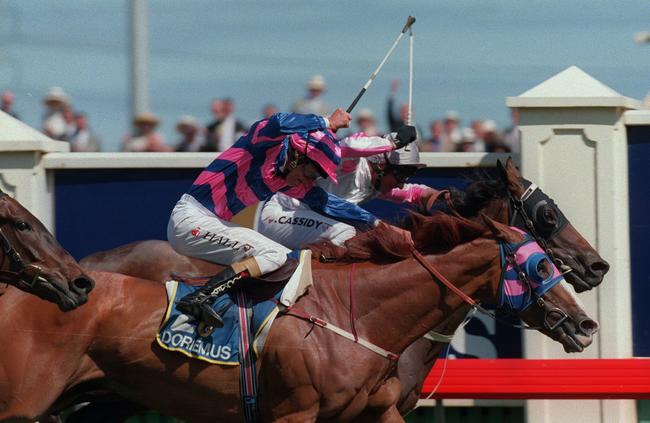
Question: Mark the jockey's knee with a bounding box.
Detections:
[254,247,290,275]
[330,225,356,246]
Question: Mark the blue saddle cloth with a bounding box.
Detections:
[156,281,282,365]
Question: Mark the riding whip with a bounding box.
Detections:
[346,15,416,113]
[407,27,414,126]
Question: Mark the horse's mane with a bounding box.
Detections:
[308,212,486,263]
[446,176,509,218]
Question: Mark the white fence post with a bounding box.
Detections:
[507,66,637,423]
[0,111,68,232]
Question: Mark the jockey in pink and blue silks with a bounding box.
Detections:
[258,127,439,250]
[168,109,416,329]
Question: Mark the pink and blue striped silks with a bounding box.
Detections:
[187,113,378,229]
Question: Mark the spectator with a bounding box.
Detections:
[353,108,380,136]
[1,90,19,120]
[503,109,521,153]
[262,103,278,119]
[386,78,411,132]
[69,112,101,152]
[291,74,330,116]
[440,110,462,152]
[482,120,504,152]
[470,119,486,152]
[455,127,478,152]
[61,105,77,141]
[42,86,71,140]
[204,98,246,151]
[422,120,443,152]
[387,79,423,147]
[122,112,170,152]
[174,115,203,152]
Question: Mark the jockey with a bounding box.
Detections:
[167,109,415,329]
[258,128,437,249]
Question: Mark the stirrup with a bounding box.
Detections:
[199,302,225,328]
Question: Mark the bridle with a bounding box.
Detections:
[0,226,47,288]
[410,232,571,333]
[507,179,571,275]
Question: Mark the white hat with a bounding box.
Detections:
[357,108,374,120]
[461,127,476,142]
[444,110,459,121]
[483,119,497,133]
[307,74,327,91]
[176,115,199,129]
[43,86,70,105]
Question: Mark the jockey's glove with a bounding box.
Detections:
[394,125,417,149]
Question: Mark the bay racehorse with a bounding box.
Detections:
[77,158,608,415]
[80,159,609,294]
[1,215,597,422]
[0,190,93,310]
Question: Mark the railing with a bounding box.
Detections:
[423,358,650,399]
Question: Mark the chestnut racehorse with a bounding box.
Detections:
[0,215,597,422]
[0,190,93,310]
[78,158,608,415]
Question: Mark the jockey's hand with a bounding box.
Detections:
[394,125,417,149]
[328,108,352,132]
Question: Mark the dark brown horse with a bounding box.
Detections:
[0,191,93,310]
[0,215,597,422]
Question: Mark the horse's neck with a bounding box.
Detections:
[310,238,501,355]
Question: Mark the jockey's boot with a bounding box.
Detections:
[176,257,261,329]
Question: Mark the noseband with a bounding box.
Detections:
[0,227,46,288]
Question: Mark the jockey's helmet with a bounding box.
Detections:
[288,132,341,183]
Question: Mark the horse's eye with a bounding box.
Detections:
[542,206,558,224]
[536,259,552,280]
[15,221,31,231]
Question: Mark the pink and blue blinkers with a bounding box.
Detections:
[498,227,565,313]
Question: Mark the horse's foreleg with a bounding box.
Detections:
[376,406,405,423]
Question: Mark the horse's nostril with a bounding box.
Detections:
[590,260,610,276]
[579,319,599,336]
[71,276,95,294]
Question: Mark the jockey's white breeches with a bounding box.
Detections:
[257,193,357,250]
[167,194,290,274]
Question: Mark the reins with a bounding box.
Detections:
[0,227,46,288]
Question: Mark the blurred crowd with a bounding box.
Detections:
[1,75,520,153]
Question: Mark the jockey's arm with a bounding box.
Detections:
[270,112,330,135]
[339,133,395,158]
[293,186,378,230]
[380,184,439,214]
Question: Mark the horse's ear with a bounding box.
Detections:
[504,157,520,177]
[480,213,510,242]
[496,159,508,181]
[499,157,525,195]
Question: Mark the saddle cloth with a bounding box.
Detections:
[156,250,313,364]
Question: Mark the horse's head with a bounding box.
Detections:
[0,193,94,310]
[482,217,599,353]
[497,158,609,292]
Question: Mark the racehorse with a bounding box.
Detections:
[77,158,608,415]
[80,159,609,293]
[0,190,93,310]
[0,214,596,422]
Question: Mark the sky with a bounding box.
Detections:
[1,0,649,151]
